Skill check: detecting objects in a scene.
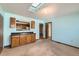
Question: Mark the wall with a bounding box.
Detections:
[52,12,79,47]
[3,11,44,47]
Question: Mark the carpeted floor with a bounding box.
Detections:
[0,39,79,56]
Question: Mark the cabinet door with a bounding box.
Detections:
[31,34,36,42]
[10,17,16,28]
[33,34,36,41]
[20,35,26,45]
[26,35,32,43]
[31,21,35,29]
[11,35,19,48]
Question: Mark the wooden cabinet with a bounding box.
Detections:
[31,34,36,42]
[11,35,19,48]
[10,17,30,30]
[11,33,36,48]
[26,35,32,43]
[26,34,36,43]
[20,34,26,45]
[16,21,30,31]
[10,17,16,28]
[31,21,35,29]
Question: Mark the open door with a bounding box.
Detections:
[39,23,44,39]
[45,22,52,39]
[0,14,3,53]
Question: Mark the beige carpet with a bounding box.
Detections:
[0,39,79,56]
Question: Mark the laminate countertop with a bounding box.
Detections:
[11,32,34,36]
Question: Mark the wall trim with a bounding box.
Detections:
[51,40,79,49]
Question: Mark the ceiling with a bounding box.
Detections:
[0,3,35,18]
[0,3,79,19]
[38,3,79,18]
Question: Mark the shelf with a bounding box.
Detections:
[16,21,29,25]
[16,20,30,31]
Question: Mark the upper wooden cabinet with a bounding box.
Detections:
[16,20,30,31]
[31,21,35,29]
[10,17,35,30]
[10,17,16,28]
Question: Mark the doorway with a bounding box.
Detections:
[0,14,3,53]
[39,23,44,39]
[45,22,52,39]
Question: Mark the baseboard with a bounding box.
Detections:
[52,40,79,49]
[4,45,11,48]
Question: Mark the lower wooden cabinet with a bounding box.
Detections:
[31,34,36,42]
[26,35,32,43]
[11,35,19,47]
[11,33,36,48]
[20,35,26,45]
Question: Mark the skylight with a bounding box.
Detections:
[32,3,41,8]
[28,3,44,13]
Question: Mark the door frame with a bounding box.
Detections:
[0,14,3,53]
[45,22,52,39]
[39,23,44,39]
